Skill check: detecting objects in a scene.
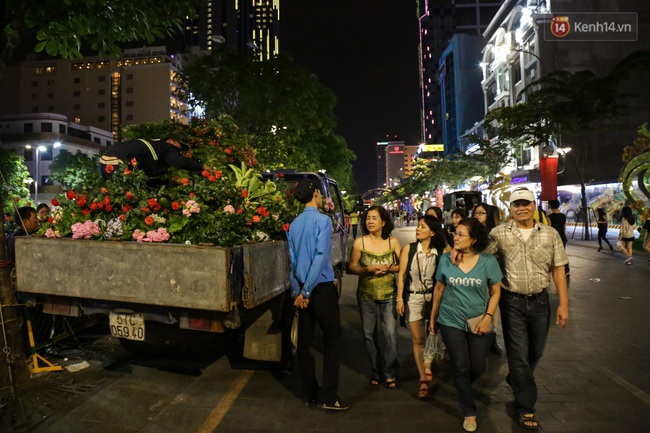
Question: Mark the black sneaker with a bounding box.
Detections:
[319,398,350,411]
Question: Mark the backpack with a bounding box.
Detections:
[534,209,548,225]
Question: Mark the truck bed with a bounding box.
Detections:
[15,237,290,312]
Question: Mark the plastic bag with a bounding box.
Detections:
[616,240,625,251]
[423,333,445,368]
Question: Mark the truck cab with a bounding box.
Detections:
[262,170,348,295]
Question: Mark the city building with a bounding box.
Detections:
[0,113,112,205]
[185,0,280,61]
[376,141,406,188]
[438,34,485,155]
[0,46,188,143]
[419,0,504,149]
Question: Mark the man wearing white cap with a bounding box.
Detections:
[486,187,569,431]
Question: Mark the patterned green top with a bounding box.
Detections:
[356,238,397,301]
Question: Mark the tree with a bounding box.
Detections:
[49,150,101,190]
[179,48,356,192]
[0,0,202,83]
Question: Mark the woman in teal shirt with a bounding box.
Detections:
[429,218,502,432]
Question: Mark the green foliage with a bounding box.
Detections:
[49,150,101,190]
[0,148,32,209]
[178,48,356,192]
[623,123,650,163]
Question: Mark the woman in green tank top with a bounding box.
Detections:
[349,206,401,388]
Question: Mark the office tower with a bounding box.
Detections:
[185,0,280,60]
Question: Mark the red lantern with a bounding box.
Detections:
[540,156,558,201]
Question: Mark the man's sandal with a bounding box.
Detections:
[386,378,397,389]
[517,414,539,431]
[370,378,381,386]
[418,380,429,399]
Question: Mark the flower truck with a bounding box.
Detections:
[13,119,348,362]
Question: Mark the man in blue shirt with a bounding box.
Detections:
[288,178,349,411]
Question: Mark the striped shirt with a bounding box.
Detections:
[486,220,569,295]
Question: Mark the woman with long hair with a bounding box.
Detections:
[430,218,502,432]
[446,208,468,247]
[349,205,401,388]
[396,215,449,398]
[619,206,638,264]
[596,208,613,252]
[471,203,504,356]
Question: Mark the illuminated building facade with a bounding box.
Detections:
[185,0,280,61]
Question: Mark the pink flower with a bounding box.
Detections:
[223,205,236,214]
[71,220,101,240]
[45,228,61,238]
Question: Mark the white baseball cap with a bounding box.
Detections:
[509,188,535,205]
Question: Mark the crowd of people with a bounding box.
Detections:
[287,184,649,432]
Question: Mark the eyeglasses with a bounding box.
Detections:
[473,212,486,216]
[453,232,469,238]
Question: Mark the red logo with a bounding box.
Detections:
[551,16,571,38]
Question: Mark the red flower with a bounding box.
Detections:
[171,201,180,210]
[225,148,232,155]
[77,195,87,208]
[82,209,90,216]
[181,178,190,186]
[47,216,53,223]
[282,223,290,232]
[104,164,115,174]
[123,205,131,212]
[125,191,134,201]
[201,170,210,177]
[51,198,60,206]
[241,190,249,198]
[215,170,222,179]
[89,202,97,211]
[252,215,261,223]
[66,190,75,200]
[144,216,155,226]
[97,202,105,209]
[256,206,268,216]
[189,192,195,198]
[208,175,216,182]
[101,187,108,195]
[131,158,138,166]
[237,209,243,214]
[123,168,132,175]
[104,195,111,205]
[119,214,126,221]
[104,204,112,212]
[148,198,158,208]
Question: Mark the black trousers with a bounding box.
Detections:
[297,281,342,404]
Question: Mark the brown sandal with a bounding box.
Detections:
[418,380,429,399]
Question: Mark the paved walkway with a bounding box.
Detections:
[3,238,650,433]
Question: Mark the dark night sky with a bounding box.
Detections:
[281,1,421,193]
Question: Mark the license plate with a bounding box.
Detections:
[109,311,145,341]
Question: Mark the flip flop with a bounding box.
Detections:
[517,414,539,431]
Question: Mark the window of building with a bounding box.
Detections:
[41,122,52,133]
[98,102,105,108]
[40,146,53,161]
[59,124,66,134]
[73,77,81,84]
[98,89,105,95]
[126,114,134,121]
[74,117,81,123]
[24,123,34,133]
[31,94,38,100]
[124,59,133,66]
[72,63,85,71]
[98,75,106,82]
[94,137,101,143]
[73,104,80,110]
[73,90,81,97]
[35,67,44,74]
[126,74,133,80]
[98,116,105,122]
[45,65,56,73]
[126,101,134,107]
[126,87,133,94]
[47,79,55,86]
[47,93,54,99]
[96,61,110,69]
[24,148,33,161]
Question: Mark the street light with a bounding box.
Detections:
[26,144,47,205]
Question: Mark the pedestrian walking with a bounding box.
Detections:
[547,200,570,278]
[348,205,401,389]
[349,209,360,238]
[396,215,448,399]
[596,208,613,252]
[641,208,650,261]
[287,178,349,410]
[619,206,638,265]
[429,217,502,432]
[486,187,569,431]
